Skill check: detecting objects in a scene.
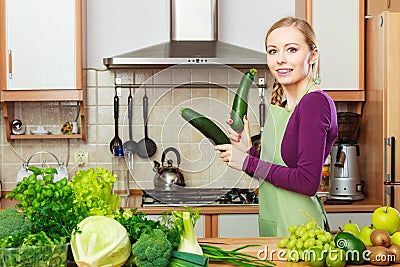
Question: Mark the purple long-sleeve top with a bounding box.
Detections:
[243,91,338,196]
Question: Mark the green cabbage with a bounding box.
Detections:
[71,216,131,267]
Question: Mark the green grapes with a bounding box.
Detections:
[277,213,337,263]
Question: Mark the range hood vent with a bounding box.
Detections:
[103,0,267,69]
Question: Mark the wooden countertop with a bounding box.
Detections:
[137,198,381,215]
[198,237,378,266]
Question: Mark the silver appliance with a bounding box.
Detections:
[328,144,364,201]
[327,112,364,201]
[103,0,266,69]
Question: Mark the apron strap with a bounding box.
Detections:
[316,195,331,232]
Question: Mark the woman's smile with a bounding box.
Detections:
[276,68,294,76]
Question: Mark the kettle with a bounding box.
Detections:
[153,147,185,190]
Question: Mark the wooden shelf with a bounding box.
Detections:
[1,90,86,142]
[325,90,365,102]
[1,89,83,102]
[10,133,83,140]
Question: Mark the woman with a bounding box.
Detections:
[215,17,338,237]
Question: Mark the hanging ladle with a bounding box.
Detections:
[137,88,157,158]
[123,88,139,154]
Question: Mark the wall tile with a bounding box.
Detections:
[86,69,97,87]
[0,67,269,197]
[98,70,115,87]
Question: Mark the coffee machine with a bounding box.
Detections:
[328,112,364,201]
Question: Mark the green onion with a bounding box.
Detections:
[200,243,275,267]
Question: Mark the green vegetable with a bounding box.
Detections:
[0,208,32,240]
[334,231,366,265]
[230,68,258,132]
[169,250,209,267]
[200,243,274,267]
[71,215,131,267]
[71,167,121,217]
[0,231,68,267]
[171,208,203,255]
[131,228,172,267]
[0,235,68,267]
[180,107,230,145]
[6,169,77,244]
[113,208,181,250]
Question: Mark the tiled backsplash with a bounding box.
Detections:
[0,67,273,195]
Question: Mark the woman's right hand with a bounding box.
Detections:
[215,144,233,163]
[214,115,253,171]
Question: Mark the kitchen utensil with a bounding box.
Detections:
[251,86,265,149]
[16,151,68,182]
[137,88,157,158]
[153,147,185,190]
[11,119,25,135]
[109,89,123,154]
[123,89,139,154]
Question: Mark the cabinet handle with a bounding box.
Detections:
[384,136,396,206]
[7,49,12,79]
[384,137,395,182]
[387,0,391,8]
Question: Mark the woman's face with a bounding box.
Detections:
[266,25,317,87]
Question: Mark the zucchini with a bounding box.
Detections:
[169,251,209,267]
[230,68,257,132]
[180,107,230,145]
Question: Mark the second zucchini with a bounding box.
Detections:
[230,68,257,132]
[180,108,230,146]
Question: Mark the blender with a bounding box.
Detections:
[327,112,365,201]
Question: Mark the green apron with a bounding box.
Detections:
[258,82,329,237]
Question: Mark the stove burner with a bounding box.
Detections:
[141,187,258,206]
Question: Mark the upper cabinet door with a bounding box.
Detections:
[312,0,364,91]
[5,0,79,90]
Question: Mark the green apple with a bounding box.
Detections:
[359,224,375,246]
[341,219,360,237]
[372,206,400,235]
[392,231,400,245]
[306,247,327,267]
[326,248,346,267]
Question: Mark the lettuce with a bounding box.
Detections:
[71,167,120,217]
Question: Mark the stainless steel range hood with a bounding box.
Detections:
[103,0,267,69]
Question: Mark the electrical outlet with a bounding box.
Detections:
[74,152,89,167]
[258,78,265,85]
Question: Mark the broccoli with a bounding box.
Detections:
[0,208,32,240]
[130,228,172,267]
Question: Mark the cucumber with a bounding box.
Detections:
[230,68,258,132]
[334,231,367,265]
[180,107,230,145]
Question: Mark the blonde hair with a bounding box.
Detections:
[266,17,319,107]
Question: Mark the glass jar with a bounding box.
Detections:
[112,148,130,201]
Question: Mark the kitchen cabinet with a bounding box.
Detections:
[218,214,259,238]
[0,0,86,141]
[297,0,365,102]
[359,12,400,210]
[366,0,400,16]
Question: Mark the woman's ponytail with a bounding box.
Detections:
[271,80,284,107]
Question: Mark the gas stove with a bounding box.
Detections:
[141,187,258,207]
